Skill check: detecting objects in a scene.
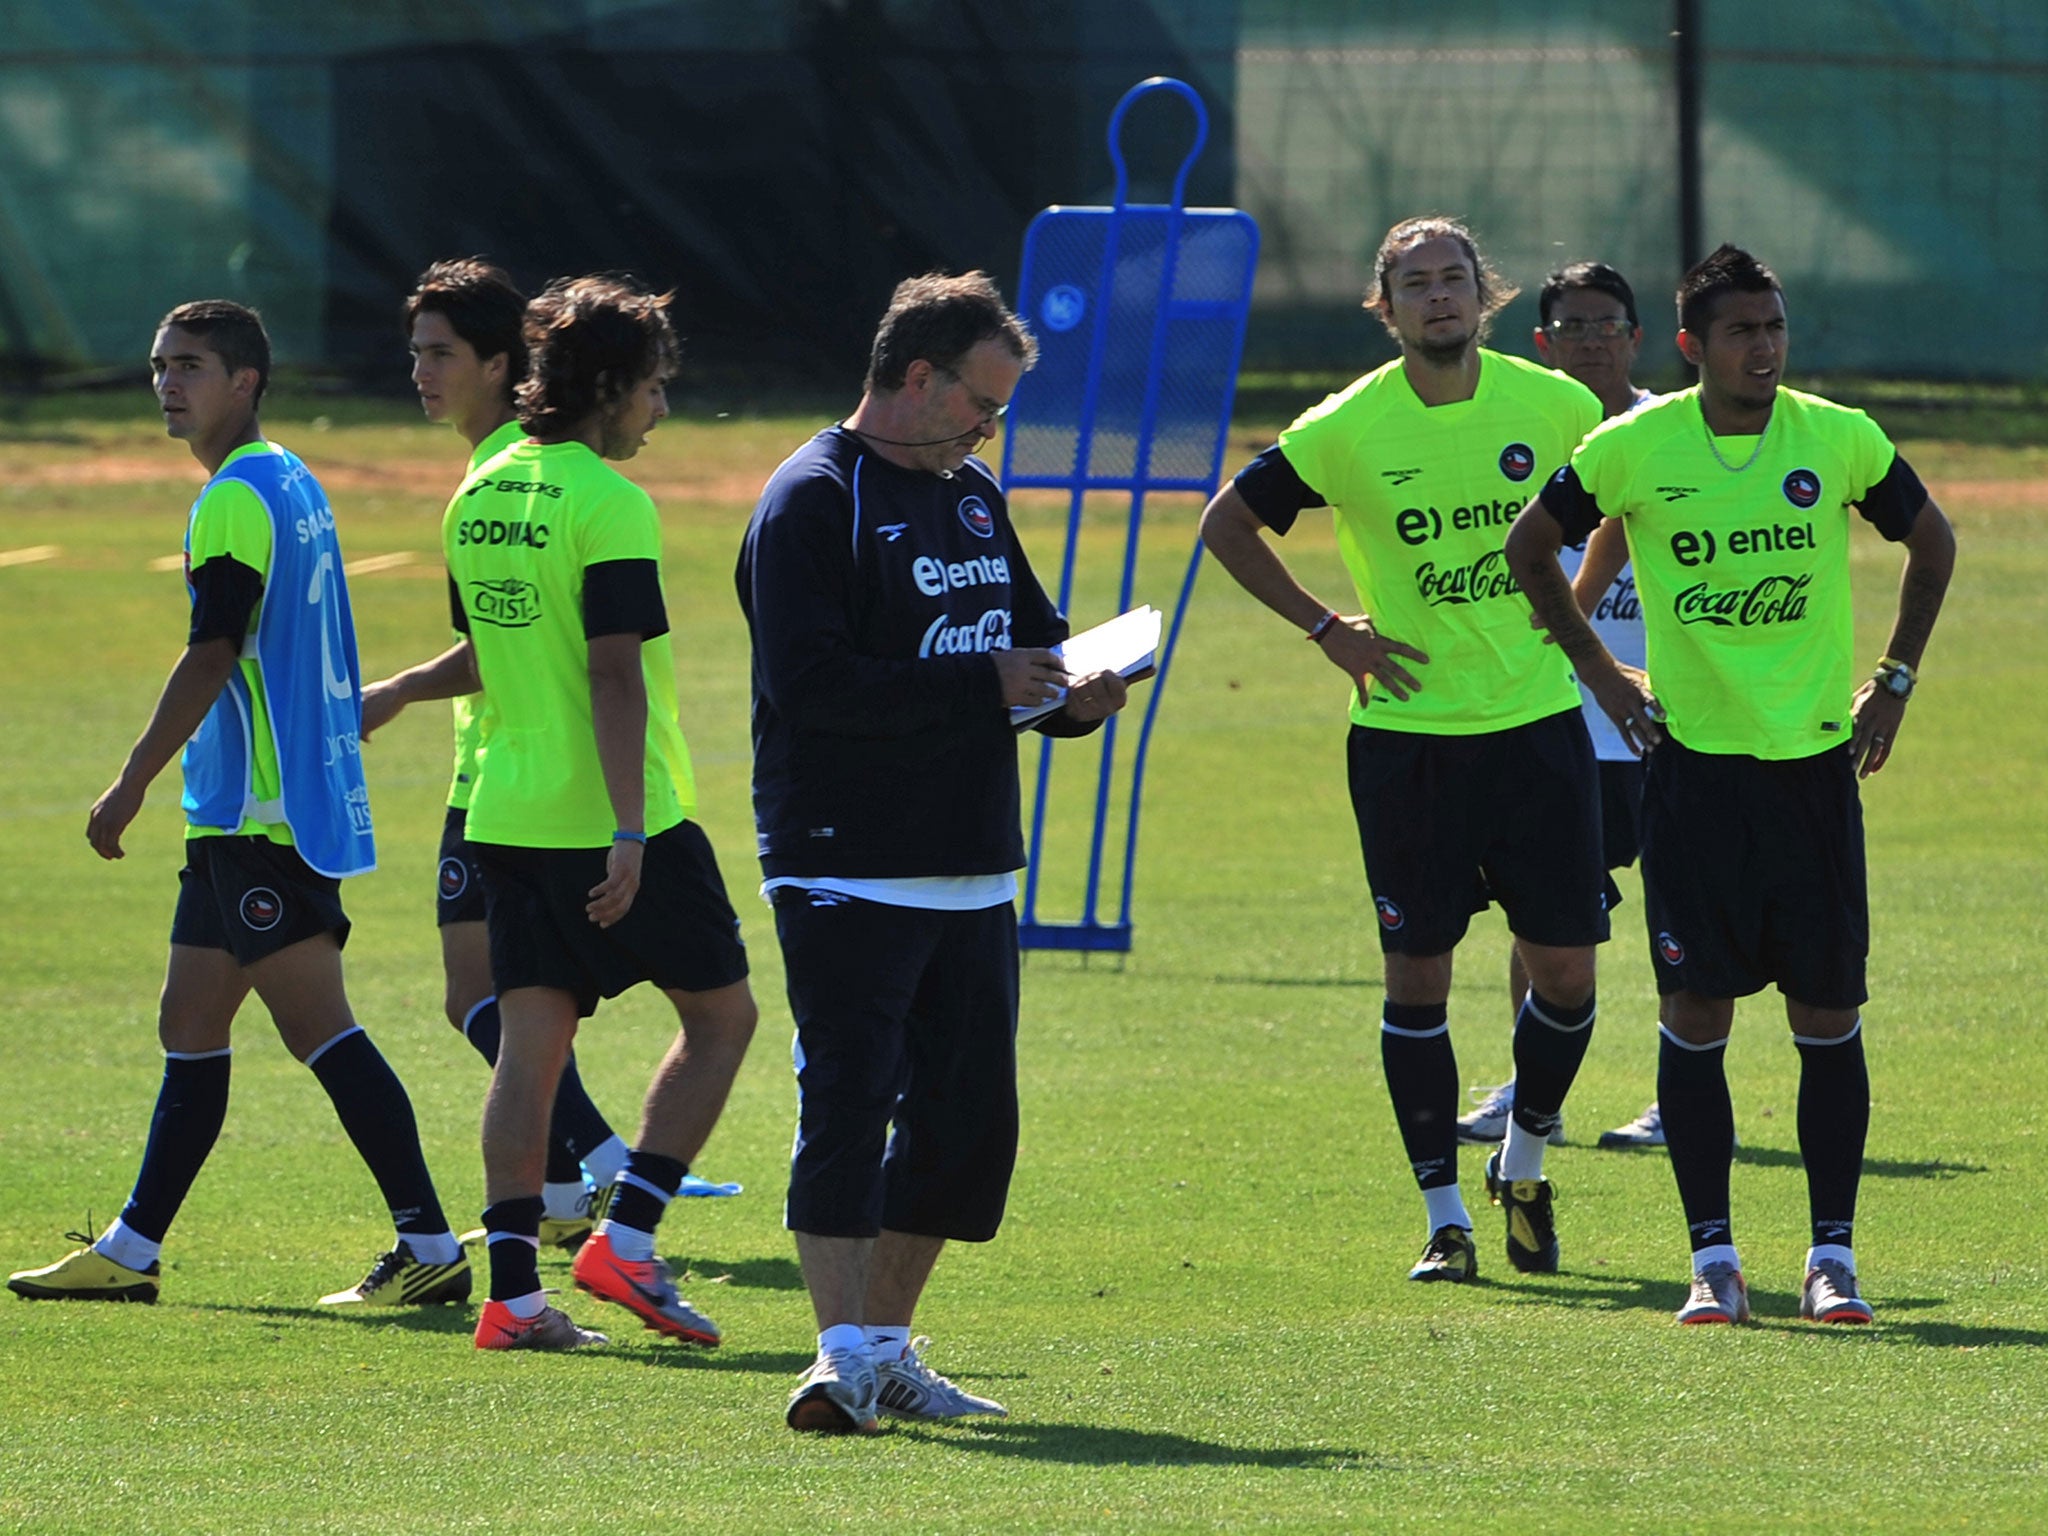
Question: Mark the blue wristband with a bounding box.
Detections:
[612,829,647,844]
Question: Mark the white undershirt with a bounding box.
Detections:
[761,872,1018,912]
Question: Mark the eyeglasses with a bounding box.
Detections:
[936,365,1009,425]
[1545,317,1635,340]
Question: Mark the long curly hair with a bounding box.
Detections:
[516,275,679,438]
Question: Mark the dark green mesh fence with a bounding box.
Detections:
[0,2,2039,383]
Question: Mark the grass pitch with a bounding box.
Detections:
[1,395,2044,1534]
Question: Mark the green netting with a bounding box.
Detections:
[0,1,2041,382]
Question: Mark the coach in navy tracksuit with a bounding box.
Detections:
[738,272,1129,1434]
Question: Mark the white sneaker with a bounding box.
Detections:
[1598,1103,1739,1150]
[787,1347,880,1434]
[1598,1102,1666,1147]
[1799,1259,1873,1325]
[873,1336,1007,1419]
[1454,1080,1566,1146]
[1675,1261,1750,1325]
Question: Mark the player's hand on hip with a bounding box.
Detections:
[1849,680,1905,779]
[587,839,644,928]
[994,647,1066,709]
[1587,666,1663,757]
[1061,668,1130,724]
[87,776,144,861]
[1318,615,1428,701]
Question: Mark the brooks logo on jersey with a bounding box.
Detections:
[1673,572,1812,628]
[913,553,1012,596]
[466,477,564,500]
[1415,548,1520,606]
[1382,467,1423,486]
[919,608,1011,657]
[467,577,544,628]
[1396,499,1520,546]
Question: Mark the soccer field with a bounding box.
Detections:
[1,396,2045,1534]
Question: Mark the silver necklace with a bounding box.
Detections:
[1701,402,1771,473]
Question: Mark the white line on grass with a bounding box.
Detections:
[0,545,60,567]
[344,551,416,575]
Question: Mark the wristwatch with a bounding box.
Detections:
[1874,657,1916,701]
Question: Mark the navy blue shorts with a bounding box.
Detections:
[1347,710,1610,955]
[1640,738,1868,1009]
[474,821,750,1019]
[170,835,351,966]
[1598,757,1645,874]
[772,889,1019,1243]
[435,806,488,927]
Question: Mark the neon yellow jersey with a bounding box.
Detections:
[1279,350,1601,734]
[446,420,525,811]
[1570,387,1896,759]
[444,438,695,848]
[186,447,291,846]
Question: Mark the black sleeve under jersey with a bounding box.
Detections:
[447,575,470,633]
[1232,445,1327,535]
[1854,452,1927,541]
[582,558,669,641]
[187,555,263,646]
[1537,465,1606,549]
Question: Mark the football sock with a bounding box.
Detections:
[114,1048,232,1246]
[1500,989,1596,1180]
[544,1132,584,1186]
[95,1218,163,1273]
[1794,1020,1868,1253]
[459,996,501,1061]
[1807,1242,1856,1274]
[1692,1243,1741,1274]
[1380,1001,1459,1194]
[1423,1184,1474,1234]
[542,1179,589,1221]
[305,1026,451,1240]
[582,1134,630,1190]
[482,1195,544,1304]
[600,1150,688,1261]
[1658,1026,1737,1255]
[865,1325,910,1361]
[819,1323,866,1356]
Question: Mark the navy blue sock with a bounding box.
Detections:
[1380,1001,1458,1190]
[120,1053,232,1243]
[482,1195,544,1302]
[460,997,502,1064]
[547,1051,616,1167]
[306,1028,450,1237]
[1658,1028,1736,1252]
[607,1150,688,1232]
[1509,989,1596,1136]
[1796,1024,1869,1250]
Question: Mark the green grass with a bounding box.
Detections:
[1,397,2045,1533]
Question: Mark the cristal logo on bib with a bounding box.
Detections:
[1656,931,1685,966]
[467,577,543,628]
[1498,442,1536,482]
[1782,468,1821,509]
[956,495,996,539]
[1375,897,1405,931]
[241,887,284,932]
[438,857,469,901]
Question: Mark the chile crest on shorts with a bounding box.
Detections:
[957,495,996,539]
[438,856,469,901]
[1656,930,1685,966]
[1499,443,1536,482]
[1782,468,1821,509]
[1375,896,1405,931]
[241,886,284,932]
